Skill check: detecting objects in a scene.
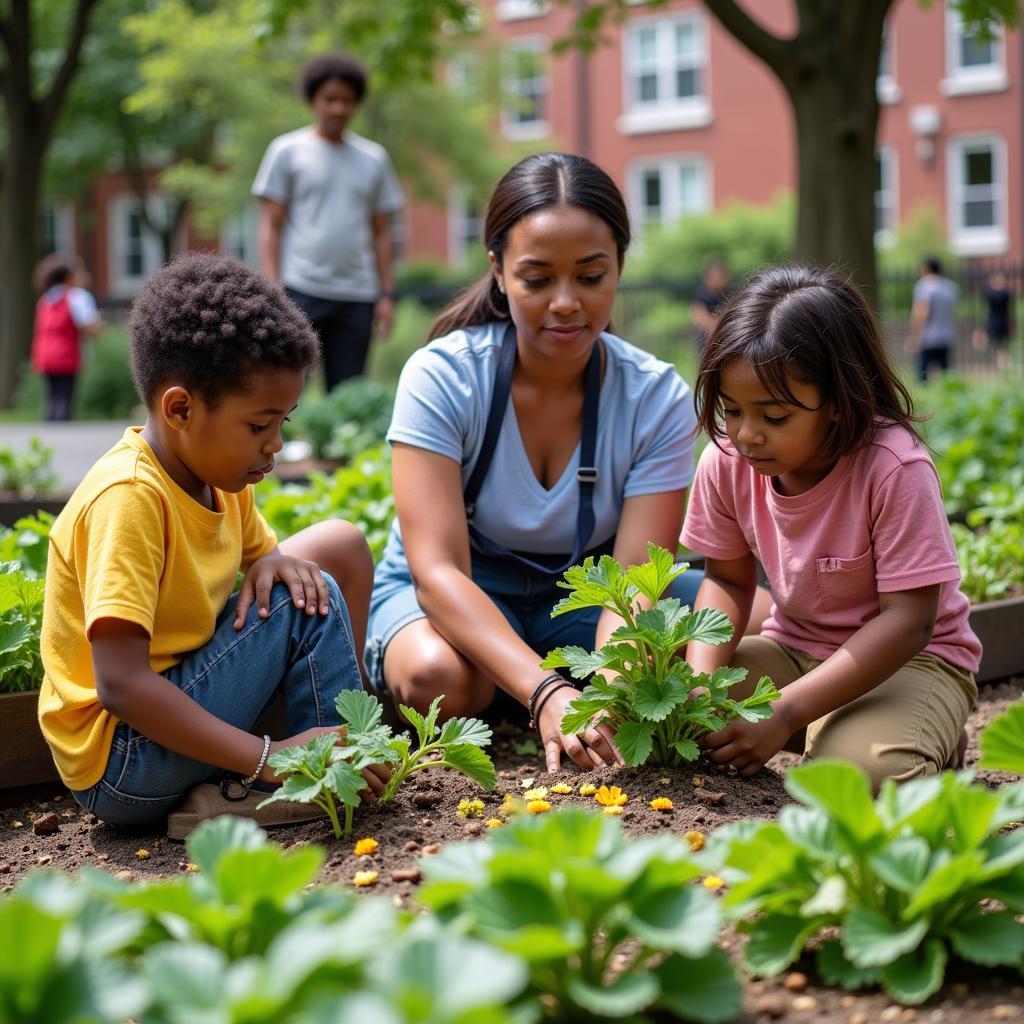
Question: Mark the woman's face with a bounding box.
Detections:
[490,204,621,364]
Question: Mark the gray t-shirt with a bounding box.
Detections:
[383,323,697,557]
[252,127,404,302]
[913,274,958,349]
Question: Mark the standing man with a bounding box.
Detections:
[253,53,405,389]
[908,257,958,382]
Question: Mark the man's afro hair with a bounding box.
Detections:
[129,251,319,408]
[298,53,367,103]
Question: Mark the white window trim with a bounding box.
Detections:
[941,5,1008,96]
[619,12,712,136]
[501,36,550,140]
[875,145,898,248]
[107,193,176,300]
[495,0,551,21]
[40,200,76,257]
[447,184,483,265]
[946,134,1008,256]
[627,154,712,237]
[876,19,902,105]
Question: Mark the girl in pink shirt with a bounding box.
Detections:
[681,265,980,790]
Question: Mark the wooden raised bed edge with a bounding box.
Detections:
[0,690,59,790]
[970,594,1024,685]
[0,496,67,528]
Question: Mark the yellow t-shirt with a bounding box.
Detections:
[38,427,278,790]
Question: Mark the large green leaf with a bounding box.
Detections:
[615,720,656,767]
[561,692,616,734]
[441,743,497,790]
[841,908,929,968]
[800,875,847,916]
[680,607,734,646]
[869,836,931,893]
[735,676,781,722]
[214,845,324,906]
[815,939,882,990]
[903,851,985,918]
[880,939,947,1005]
[743,914,820,976]
[785,760,883,848]
[656,948,743,1024]
[979,701,1024,775]
[949,909,1024,966]
[777,805,840,861]
[633,674,686,722]
[624,543,687,604]
[186,817,267,876]
[438,715,492,749]
[627,885,719,957]
[336,688,384,734]
[324,758,369,806]
[542,645,620,678]
[567,972,660,1018]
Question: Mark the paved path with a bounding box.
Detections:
[0,421,134,494]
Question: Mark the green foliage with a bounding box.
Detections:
[420,808,743,1023]
[542,543,780,766]
[261,690,495,837]
[877,201,952,274]
[706,760,1024,1004]
[286,378,395,461]
[366,297,437,388]
[979,701,1024,775]
[254,446,394,559]
[0,438,58,497]
[0,816,530,1023]
[0,511,54,579]
[0,562,46,694]
[950,483,1024,602]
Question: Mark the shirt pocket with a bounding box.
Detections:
[815,547,877,612]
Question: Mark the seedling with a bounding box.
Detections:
[260,690,496,837]
[542,543,780,766]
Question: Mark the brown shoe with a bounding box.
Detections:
[166,782,326,841]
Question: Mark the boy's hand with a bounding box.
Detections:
[235,554,329,628]
[698,713,792,777]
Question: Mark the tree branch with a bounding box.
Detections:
[38,0,101,143]
[701,0,792,79]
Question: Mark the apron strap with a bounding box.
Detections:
[464,321,602,576]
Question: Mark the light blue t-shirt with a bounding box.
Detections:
[383,322,697,558]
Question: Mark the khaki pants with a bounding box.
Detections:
[730,636,978,792]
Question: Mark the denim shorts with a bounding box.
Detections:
[364,547,704,698]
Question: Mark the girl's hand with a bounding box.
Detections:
[538,686,625,773]
[698,714,793,776]
[235,554,329,628]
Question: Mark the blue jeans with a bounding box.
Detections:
[366,547,705,700]
[71,577,361,827]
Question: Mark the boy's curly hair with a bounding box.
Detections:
[298,53,367,103]
[129,251,319,408]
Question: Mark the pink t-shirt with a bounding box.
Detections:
[681,424,981,673]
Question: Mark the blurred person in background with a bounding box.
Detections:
[691,260,730,353]
[908,257,957,383]
[31,253,104,421]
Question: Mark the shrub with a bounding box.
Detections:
[0,438,58,497]
[0,561,46,694]
[285,378,394,461]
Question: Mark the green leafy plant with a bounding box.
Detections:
[0,438,58,497]
[951,482,1024,602]
[260,689,496,837]
[420,807,742,1023]
[0,510,54,579]
[705,760,1024,1005]
[979,701,1024,775]
[0,561,46,694]
[285,378,395,462]
[541,543,779,766]
[255,445,394,559]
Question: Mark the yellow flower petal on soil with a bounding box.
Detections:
[354,837,379,856]
[527,799,552,814]
[650,797,674,812]
[501,798,527,817]
[485,818,504,828]
[9,821,23,829]
[522,787,548,801]
[703,875,725,890]
[603,805,624,816]
[457,799,486,818]
[185,863,199,873]
[685,830,706,852]
[549,783,573,795]
[659,777,671,785]
[579,784,597,797]
[135,849,150,860]
[595,785,628,807]
[353,870,380,887]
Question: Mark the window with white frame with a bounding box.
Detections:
[501,38,548,139]
[620,14,711,134]
[448,185,484,265]
[874,146,898,246]
[107,194,176,299]
[446,51,478,95]
[39,200,75,258]
[629,156,711,232]
[221,204,261,267]
[947,136,1007,255]
[496,0,550,20]
[876,21,901,104]
[942,5,1007,95]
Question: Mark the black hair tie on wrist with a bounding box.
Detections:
[531,681,577,732]
[527,673,565,721]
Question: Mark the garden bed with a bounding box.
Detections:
[0,691,58,789]
[0,495,66,528]
[0,679,1020,1023]
[970,595,1024,684]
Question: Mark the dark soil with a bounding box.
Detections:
[2,679,1022,1023]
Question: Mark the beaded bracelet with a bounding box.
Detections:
[241,734,271,788]
[530,681,577,731]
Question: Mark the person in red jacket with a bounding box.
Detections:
[31,254,104,421]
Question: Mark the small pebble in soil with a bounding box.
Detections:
[841,996,857,1008]
[753,993,786,1019]
[32,813,59,836]
[881,1007,903,1021]
[85,814,98,825]
[404,840,420,852]
[418,818,432,827]
[849,1013,869,1024]
[115,870,136,883]
[694,789,726,805]
[901,1010,917,1022]
[463,822,483,836]
[421,842,442,855]
[790,995,817,1011]
[782,972,808,993]
[390,868,422,884]
[993,1007,1022,1021]
[412,792,441,808]
[0,865,10,875]
[37,855,52,866]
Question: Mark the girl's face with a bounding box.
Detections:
[490,204,621,364]
[718,358,838,496]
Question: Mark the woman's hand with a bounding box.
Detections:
[235,554,329,628]
[698,713,793,776]
[538,686,625,773]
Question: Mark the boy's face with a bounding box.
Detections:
[177,368,305,495]
[310,77,359,140]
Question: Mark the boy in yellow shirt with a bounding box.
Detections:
[38,252,385,837]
